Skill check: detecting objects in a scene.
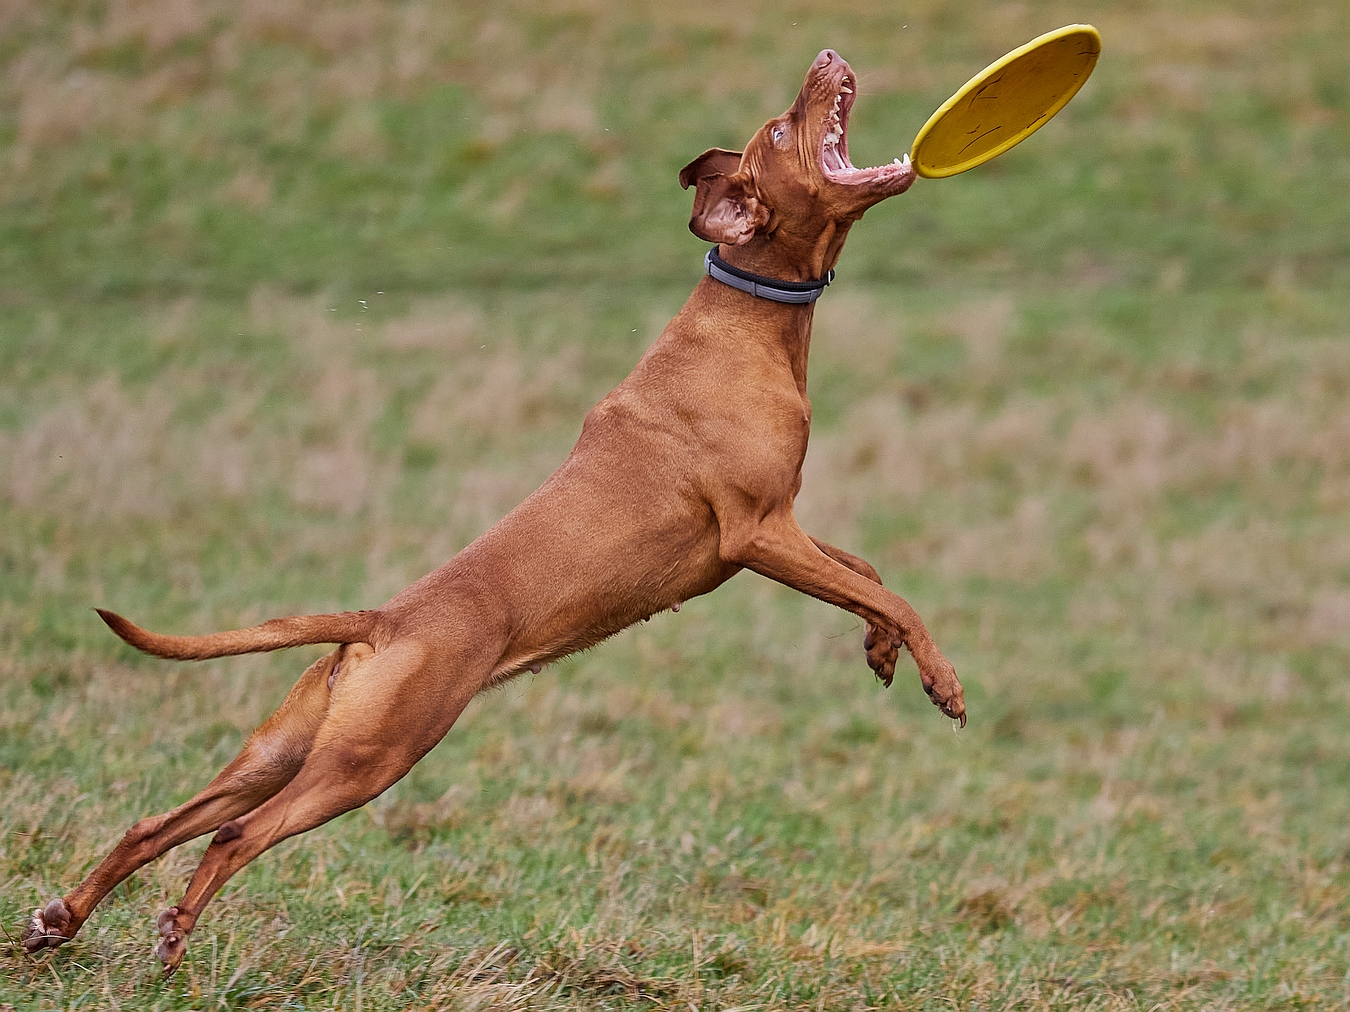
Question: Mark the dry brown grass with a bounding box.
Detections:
[3,0,1349,1006]
[802,306,1350,655]
[2,0,1327,177]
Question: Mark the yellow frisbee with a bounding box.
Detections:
[910,24,1102,179]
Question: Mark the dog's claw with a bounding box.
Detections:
[156,932,186,975]
[919,655,966,726]
[865,624,965,721]
[21,898,73,952]
[156,907,188,975]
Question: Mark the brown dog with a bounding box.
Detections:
[23,50,964,972]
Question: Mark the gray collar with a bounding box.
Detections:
[704,247,834,304]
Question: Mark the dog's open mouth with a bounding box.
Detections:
[821,73,912,187]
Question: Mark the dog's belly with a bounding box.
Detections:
[392,376,804,677]
[528,553,736,665]
[507,497,733,661]
[452,457,737,675]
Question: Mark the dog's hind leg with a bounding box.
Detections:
[152,635,489,974]
[22,647,341,953]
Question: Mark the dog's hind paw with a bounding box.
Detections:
[155,907,188,976]
[21,898,73,952]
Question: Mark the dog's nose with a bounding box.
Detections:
[814,49,839,70]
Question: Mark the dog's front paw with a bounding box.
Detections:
[864,621,899,687]
[918,654,966,726]
[155,907,189,976]
[21,898,73,952]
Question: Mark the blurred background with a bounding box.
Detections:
[2,1,1348,1008]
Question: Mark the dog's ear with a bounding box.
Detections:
[680,147,768,245]
[685,171,770,245]
[678,147,743,189]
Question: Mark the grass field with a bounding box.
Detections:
[2,0,1349,1008]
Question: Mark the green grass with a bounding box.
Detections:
[3,0,1350,1008]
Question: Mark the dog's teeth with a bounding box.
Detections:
[840,85,852,94]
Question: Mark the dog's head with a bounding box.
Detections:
[680,50,915,277]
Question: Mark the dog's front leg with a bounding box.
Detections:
[808,536,902,687]
[720,510,965,724]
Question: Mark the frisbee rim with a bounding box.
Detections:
[910,23,1102,179]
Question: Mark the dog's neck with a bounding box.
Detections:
[707,223,855,394]
[718,219,856,283]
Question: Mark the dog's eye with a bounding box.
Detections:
[771,124,788,146]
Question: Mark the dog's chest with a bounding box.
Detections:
[728,386,812,501]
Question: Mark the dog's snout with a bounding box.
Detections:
[811,49,852,84]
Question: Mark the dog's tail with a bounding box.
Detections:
[95,608,381,661]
